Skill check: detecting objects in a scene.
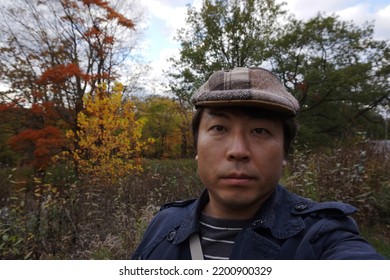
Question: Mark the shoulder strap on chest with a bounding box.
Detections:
[189,233,204,260]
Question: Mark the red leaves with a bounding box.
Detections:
[103,36,114,45]
[107,9,135,29]
[81,0,135,29]
[9,126,64,170]
[84,29,115,45]
[4,99,65,170]
[37,63,81,85]
[2,0,137,173]
[84,26,102,37]
[0,102,17,112]
[37,63,111,85]
[31,103,44,115]
[29,102,58,120]
[32,91,44,99]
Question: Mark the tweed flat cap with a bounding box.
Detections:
[192,67,299,115]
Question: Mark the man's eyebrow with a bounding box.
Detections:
[206,109,230,119]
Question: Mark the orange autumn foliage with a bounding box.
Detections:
[84,26,103,37]
[0,102,17,112]
[31,103,44,115]
[8,126,64,170]
[1,0,138,171]
[81,0,135,29]
[29,102,61,121]
[37,63,82,85]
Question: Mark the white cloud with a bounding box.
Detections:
[375,4,390,39]
[141,47,180,95]
[142,0,189,42]
[378,4,390,17]
[278,0,389,39]
[139,0,193,95]
[278,0,349,19]
[337,3,372,22]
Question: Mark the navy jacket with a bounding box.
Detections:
[132,185,384,260]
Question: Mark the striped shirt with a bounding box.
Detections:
[199,213,252,260]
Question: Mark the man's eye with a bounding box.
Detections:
[252,128,268,135]
[210,125,226,132]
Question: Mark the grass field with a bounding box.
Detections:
[1,143,389,259]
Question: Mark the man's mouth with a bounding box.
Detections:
[221,173,256,185]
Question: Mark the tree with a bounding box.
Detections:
[4,98,67,171]
[269,14,390,144]
[0,0,146,170]
[66,83,152,183]
[0,102,28,165]
[167,0,286,106]
[165,0,287,155]
[168,0,390,147]
[135,95,190,159]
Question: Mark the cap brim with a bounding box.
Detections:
[194,100,296,116]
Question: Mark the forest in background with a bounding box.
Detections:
[0,0,389,259]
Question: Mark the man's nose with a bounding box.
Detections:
[226,132,250,161]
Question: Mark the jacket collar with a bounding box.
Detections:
[173,190,209,244]
[174,185,308,244]
[251,184,306,239]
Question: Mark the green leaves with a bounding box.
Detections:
[169,1,389,147]
[168,0,287,102]
[271,14,389,145]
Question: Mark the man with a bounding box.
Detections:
[132,67,384,260]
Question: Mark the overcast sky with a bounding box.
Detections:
[139,0,390,94]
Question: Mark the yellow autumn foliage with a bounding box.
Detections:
[67,83,153,183]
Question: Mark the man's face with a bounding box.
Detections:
[197,107,285,219]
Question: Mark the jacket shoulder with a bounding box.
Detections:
[160,198,197,211]
[290,199,356,217]
[283,188,356,217]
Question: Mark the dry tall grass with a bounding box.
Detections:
[1,142,389,259]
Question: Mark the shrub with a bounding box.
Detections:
[285,141,390,226]
[1,148,389,259]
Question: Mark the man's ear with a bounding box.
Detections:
[282,159,287,166]
[195,155,198,160]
